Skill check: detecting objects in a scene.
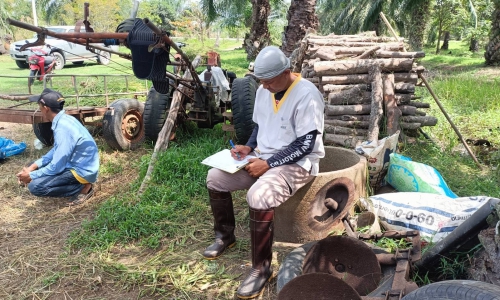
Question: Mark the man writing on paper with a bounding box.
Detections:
[204,46,325,299]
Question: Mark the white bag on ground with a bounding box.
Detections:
[360,192,496,243]
[355,131,399,189]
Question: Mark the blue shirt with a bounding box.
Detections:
[30,110,99,183]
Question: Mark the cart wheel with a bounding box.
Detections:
[144,87,171,142]
[103,99,145,150]
[33,122,54,146]
[401,280,500,300]
[28,70,39,86]
[230,76,257,144]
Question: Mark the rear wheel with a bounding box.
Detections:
[16,60,29,69]
[33,122,54,146]
[401,280,500,300]
[51,52,65,70]
[230,76,257,144]
[103,99,145,150]
[97,50,111,65]
[144,87,171,142]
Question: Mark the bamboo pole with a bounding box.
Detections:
[418,73,482,169]
[379,12,406,52]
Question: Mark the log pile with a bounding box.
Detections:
[291,32,436,148]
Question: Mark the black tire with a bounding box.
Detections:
[402,280,500,300]
[51,51,65,70]
[97,50,111,65]
[72,61,84,65]
[28,69,38,86]
[230,76,257,144]
[144,87,171,142]
[102,99,145,150]
[16,60,29,69]
[33,122,54,146]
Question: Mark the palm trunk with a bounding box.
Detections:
[485,6,500,65]
[441,31,450,50]
[469,38,479,52]
[408,0,431,51]
[282,0,319,56]
[244,0,271,60]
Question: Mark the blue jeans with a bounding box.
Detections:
[28,169,83,197]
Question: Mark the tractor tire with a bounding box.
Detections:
[144,87,171,142]
[103,99,145,150]
[51,51,65,70]
[28,70,38,86]
[230,76,257,144]
[16,60,29,69]
[401,280,500,300]
[33,122,54,146]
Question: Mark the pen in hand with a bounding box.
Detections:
[229,139,241,159]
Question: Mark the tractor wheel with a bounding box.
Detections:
[401,280,500,300]
[230,76,257,144]
[103,99,145,150]
[144,87,171,142]
[33,122,54,146]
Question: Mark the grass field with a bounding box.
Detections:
[0,39,499,299]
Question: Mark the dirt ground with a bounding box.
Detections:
[0,122,293,299]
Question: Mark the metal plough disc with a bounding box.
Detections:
[302,235,382,296]
[277,273,362,300]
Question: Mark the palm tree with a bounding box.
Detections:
[281,0,319,56]
[485,0,500,65]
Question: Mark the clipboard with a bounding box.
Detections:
[201,149,255,173]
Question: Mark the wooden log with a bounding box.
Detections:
[328,89,370,105]
[401,115,437,126]
[383,74,401,135]
[324,119,370,129]
[395,94,412,104]
[368,64,383,141]
[407,101,430,108]
[355,46,381,59]
[325,134,365,148]
[290,32,311,73]
[305,77,319,83]
[325,104,371,116]
[398,105,417,115]
[308,37,400,44]
[308,32,377,39]
[325,125,368,136]
[311,45,402,60]
[374,50,425,59]
[400,122,422,130]
[394,82,415,94]
[321,73,418,85]
[415,110,426,116]
[340,115,372,121]
[323,83,368,93]
[314,58,414,76]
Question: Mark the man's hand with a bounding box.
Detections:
[16,167,32,186]
[245,158,270,178]
[230,145,252,160]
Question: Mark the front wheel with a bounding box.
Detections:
[51,52,65,70]
[16,60,29,69]
[102,99,145,150]
[28,69,39,86]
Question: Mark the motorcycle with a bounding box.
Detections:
[27,46,57,86]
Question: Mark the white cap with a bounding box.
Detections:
[253,46,290,79]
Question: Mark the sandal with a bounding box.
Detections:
[67,186,94,206]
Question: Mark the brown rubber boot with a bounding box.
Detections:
[236,208,274,299]
[202,189,236,260]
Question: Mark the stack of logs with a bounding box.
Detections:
[291,31,437,148]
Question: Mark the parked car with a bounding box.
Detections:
[9,26,114,70]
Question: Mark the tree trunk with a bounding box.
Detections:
[409,0,431,51]
[469,38,479,52]
[282,0,319,56]
[441,31,450,50]
[485,6,500,65]
[244,0,271,60]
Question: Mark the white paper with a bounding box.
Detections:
[201,149,256,173]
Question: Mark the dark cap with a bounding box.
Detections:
[29,88,65,109]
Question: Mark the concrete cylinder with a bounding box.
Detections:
[275,146,367,243]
